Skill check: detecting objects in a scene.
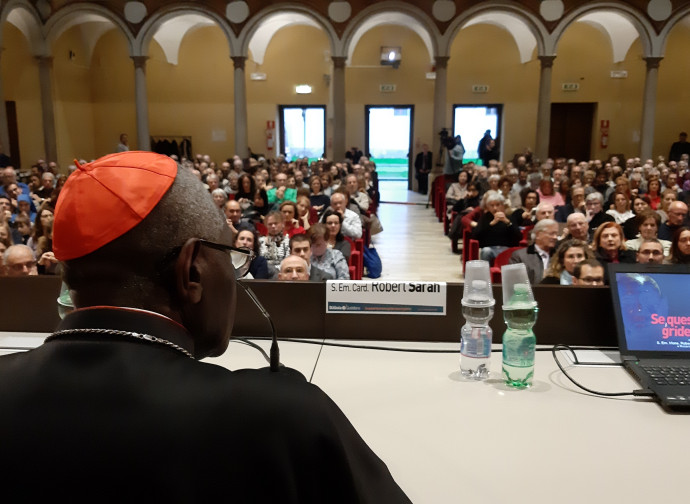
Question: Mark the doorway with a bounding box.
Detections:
[365,105,413,186]
[452,104,502,165]
[278,105,326,162]
[5,101,20,168]
[549,103,596,161]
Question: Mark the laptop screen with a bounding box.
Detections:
[610,265,690,354]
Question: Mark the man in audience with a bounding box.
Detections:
[224,199,254,234]
[565,212,589,242]
[0,166,30,198]
[3,244,38,276]
[35,172,55,200]
[636,239,665,264]
[289,233,333,281]
[509,219,559,283]
[267,173,297,205]
[116,133,129,152]
[328,192,362,239]
[277,255,310,281]
[555,186,585,222]
[535,202,555,221]
[572,259,605,286]
[658,201,689,240]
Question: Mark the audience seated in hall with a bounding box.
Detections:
[508,219,558,284]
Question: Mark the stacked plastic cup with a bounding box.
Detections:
[500,263,539,388]
[459,260,495,379]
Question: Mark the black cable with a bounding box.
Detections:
[229,338,271,364]
[552,344,655,398]
[234,336,460,353]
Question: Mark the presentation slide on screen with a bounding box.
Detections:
[615,272,690,352]
[326,281,447,315]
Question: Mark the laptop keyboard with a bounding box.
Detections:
[641,365,690,386]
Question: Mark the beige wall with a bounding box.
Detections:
[147,26,235,163]
[90,29,136,158]
[52,25,97,167]
[448,24,540,162]
[656,20,690,161]
[346,25,434,161]
[553,22,645,162]
[2,23,43,169]
[246,25,331,157]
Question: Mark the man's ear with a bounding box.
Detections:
[175,238,203,304]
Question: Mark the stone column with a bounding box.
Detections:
[0,48,10,158]
[331,56,347,162]
[37,56,58,162]
[640,57,662,161]
[431,56,449,175]
[131,56,151,151]
[535,55,556,162]
[232,56,248,158]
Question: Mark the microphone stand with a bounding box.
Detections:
[237,280,280,372]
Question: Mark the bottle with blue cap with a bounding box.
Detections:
[501,263,539,388]
[460,260,495,380]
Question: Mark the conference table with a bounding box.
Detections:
[2,332,687,504]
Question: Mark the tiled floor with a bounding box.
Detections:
[370,181,463,283]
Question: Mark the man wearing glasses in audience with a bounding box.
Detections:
[636,239,665,265]
[572,259,605,286]
[2,244,38,276]
[585,192,614,240]
[0,152,410,503]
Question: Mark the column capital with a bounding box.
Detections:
[434,56,449,68]
[643,56,663,70]
[331,56,347,69]
[538,55,556,68]
[131,56,149,69]
[231,56,247,70]
[36,55,53,65]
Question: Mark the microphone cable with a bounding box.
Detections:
[237,280,281,372]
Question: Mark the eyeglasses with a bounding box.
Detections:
[638,249,663,256]
[197,239,254,279]
[8,260,37,273]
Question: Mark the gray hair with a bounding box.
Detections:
[3,244,35,264]
[483,190,505,206]
[534,218,557,234]
[585,192,603,204]
[211,188,228,201]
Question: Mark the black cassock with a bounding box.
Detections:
[0,307,410,503]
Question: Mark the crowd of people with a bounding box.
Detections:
[0,151,382,281]
[445,151,690,285]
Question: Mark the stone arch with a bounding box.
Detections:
[43,3,134,58]
[135,4,236,60]
[444,2,547,62]
[550,2,656,59]
[658,4,690,53]
[0,0,46,56]
[341,2,439,64]
[239,4,338,63]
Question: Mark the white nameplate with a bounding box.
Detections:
[326,281,446,315]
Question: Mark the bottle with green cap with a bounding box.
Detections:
[500,264,539,388]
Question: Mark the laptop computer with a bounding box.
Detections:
[608,263,690,412]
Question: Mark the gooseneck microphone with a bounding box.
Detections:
[237,280,281,372]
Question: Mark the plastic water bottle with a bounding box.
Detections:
[460,261,495,380]
[501,274,538,388]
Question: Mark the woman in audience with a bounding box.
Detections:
[320,173,334,197]
[622,195,651,239]
[235,174,256,207]
[0,221,11,248]
[625,210,671,256]
[541,239,592,285]
[36,221,58,275]
[656,188,677,224]
[243,189,269,222]
[211,188,228,210]
[646,177,661,209]
[510,187,540,227]
[537,178,565,208]
[593,222,636,275]
[309,175,331,212]
[234,227,270,279]
[296,195,318,231]
[27,206,54,254]
[498,176,514,213]
[445,171,469,209]
[279,201,305,237]
[322,208,351,261]
[605,190,634,224]
[557,179,571,206]
[309,224,350,280]
[667,227,690,264]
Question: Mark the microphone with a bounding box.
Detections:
[236,280,281,372]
